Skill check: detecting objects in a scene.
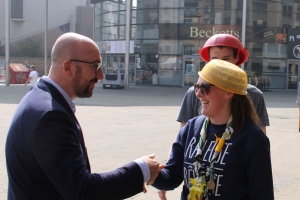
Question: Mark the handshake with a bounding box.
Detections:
[141,154,165,187]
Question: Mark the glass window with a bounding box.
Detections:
[95,4,102,15]
[183,45,195,55]
[236,18,242,26]
[135,25,158,39]
[245,58,287,90]
[119,11,126,25]
[251,42,262,58]
[262,43,287,58]
[131,25,137,39]
[224,0,231,10]
[245,58,262,73]
[283,5,293,18]
[203,18,211,24]
[237,0,243,10]
[263,58,287,74]
[182,40,202,55]
[131,10,137,24]
[136,8,158,24]
[119,26,125,39]
[158,55,182,86]
[158,40,183,55]
[136,0,158,9]
[102,1,121,12]
[183,19,191,24]
[245,39,287,90]
[95,14,101,29]
[184,8,198,17]
[165,46,171,53]
[132,0,137,9]
[101,55,111,71]
[102,12,119,26]
[140,40,158,54]
[297,4,300,21]
[204,5,211,13]
[159,55,181,70]
[11,0,23,19]
[224,17,231,25]
[160,0,184,9]
[119,0,126,7]
[160,8,184,24]
[268,74,286,89]
[164,7,169,14]
[102,27,118,40]
[252,1,267,26]
[135,54,158,84]
[95,27,101,41]
[134,40,141,54]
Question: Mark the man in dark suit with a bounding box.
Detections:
[5,32,163,200]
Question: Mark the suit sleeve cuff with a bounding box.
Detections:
[134,158,150,182]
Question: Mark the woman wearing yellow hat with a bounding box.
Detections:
[151,59,274,200]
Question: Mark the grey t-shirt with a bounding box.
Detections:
[177,84,270,126]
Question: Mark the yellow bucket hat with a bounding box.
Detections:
[198,59,247,95]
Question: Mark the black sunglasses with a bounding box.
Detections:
[194,82,215,96]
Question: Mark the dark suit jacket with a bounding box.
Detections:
[5,78,144,200]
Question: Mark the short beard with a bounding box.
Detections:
[72,65,97,98]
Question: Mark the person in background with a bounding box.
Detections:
[24,65,39,90]
[6,32,163,200]
[158,33,270,200]
[25,61,30,71]
[178,34,269,133]
[152,59,274,200]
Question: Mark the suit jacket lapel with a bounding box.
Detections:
[37,79,91,171]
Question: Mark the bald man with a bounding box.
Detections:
[5,32,163,200]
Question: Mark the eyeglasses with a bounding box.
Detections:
[194,82,215,96]
[70,59,102,74]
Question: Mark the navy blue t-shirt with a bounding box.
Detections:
[153,115,274,200]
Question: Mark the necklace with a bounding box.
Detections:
[188,115,234,200]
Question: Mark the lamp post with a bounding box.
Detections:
[5,0,10,86]
[45,0,48,75]
[241,0,247,70]
[124,0,130,88]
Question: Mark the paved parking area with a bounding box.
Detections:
[0,83,299,199]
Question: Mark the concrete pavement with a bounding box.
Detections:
[0,83,299,199]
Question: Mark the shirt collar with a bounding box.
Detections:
[42,76,76,113]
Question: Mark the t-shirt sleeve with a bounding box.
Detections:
[250,92,270,127]
[177,87,200,123]
[247,86,270,127]
[255,94,270,126]
[29,71,34,78]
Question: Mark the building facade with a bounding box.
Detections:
[92,0,300,90]
[0,0,93,59]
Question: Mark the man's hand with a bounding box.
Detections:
[142,154,164,185]
[158,190,167,200]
